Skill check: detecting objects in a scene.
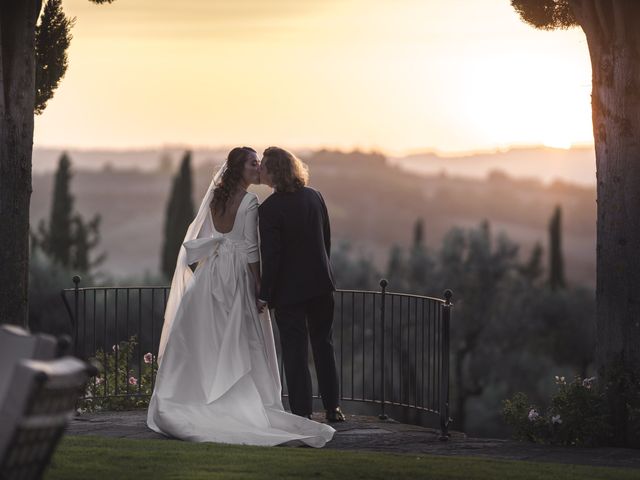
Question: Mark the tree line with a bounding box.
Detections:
[32,151,595,437]
[332,205,593,436]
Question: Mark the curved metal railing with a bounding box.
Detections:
[62,277,452,438]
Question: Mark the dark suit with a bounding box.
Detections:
[259,186,339,416]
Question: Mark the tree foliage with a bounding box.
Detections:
[532,287,595,378]
[28,247,77,333]
[34,0,116,114]
[331,242,381,291]
[511,0,578,30]
[335,209,594,435]
[35,0,74,114]
[519,242,544,284]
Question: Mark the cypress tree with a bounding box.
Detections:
[409,218,432,291]
[33,152,106,274]
[161,151,195,278]
[412,218,424,250]
[549,205,566,290]
[71,216,89,272]
[37,152,74,266]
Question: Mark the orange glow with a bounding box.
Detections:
[34,0,595,155]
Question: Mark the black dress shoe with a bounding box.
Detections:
[325,407,346,422]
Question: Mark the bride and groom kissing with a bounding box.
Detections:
[147,146,345,447]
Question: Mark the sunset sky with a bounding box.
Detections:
[34,0,594,155]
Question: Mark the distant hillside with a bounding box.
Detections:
[392,146,596,186]
[306,150,595,287]
[30,149,596,287]
[33,145,596,186]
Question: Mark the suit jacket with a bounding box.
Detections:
[258,186,335,308]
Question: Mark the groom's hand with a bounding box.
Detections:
[257,299,268,313]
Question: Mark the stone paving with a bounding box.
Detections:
[67,410,640,470]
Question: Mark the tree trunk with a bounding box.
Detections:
[572,0,640,446]
[0,0,39,327]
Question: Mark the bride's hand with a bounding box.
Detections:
[257,299,267,313]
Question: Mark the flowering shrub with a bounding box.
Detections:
[502,392,549,443]
[503,375,611,446]
[78,335,157,412]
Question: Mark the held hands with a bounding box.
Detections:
[254,278,267,313]
[257,299,268,313]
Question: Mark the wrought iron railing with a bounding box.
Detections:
[62,277,452,438]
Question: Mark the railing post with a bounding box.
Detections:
[72,275,81,357]
[439,289,452,440]
[379,279,388,420]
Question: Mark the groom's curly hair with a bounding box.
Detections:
[262,147,308,193]
[211,146,256,215]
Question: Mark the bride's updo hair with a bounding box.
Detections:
[211,146,256,215]
[262,147,308,193]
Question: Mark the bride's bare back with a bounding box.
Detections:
[210,190,247,234]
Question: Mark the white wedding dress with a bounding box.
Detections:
[147,192,335,446]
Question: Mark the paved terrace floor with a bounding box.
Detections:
[67,410,640,470]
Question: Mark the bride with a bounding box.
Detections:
[147,146,335,447]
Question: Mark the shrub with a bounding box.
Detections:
[503,375,611,446]
[79,335,156,412]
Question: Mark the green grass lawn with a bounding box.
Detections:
[46,436,636,480]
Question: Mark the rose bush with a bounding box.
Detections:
[79,335,157,412]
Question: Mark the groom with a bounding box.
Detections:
[257,146,345,423]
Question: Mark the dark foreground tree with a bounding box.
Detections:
[0,0,112,327]
[512,0,640,446]
[161,151,194,279]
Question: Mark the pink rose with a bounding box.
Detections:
[144,352,154,364]
[128,376,138,386]
[95,377,104,385]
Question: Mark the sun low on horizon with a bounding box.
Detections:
[33,0,594,156]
